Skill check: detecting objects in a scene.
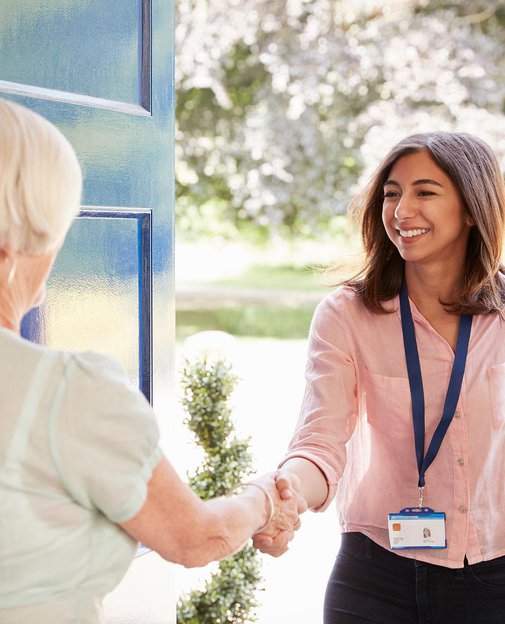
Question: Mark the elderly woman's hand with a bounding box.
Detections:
[251,470,307,557]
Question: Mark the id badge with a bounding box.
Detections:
[388,507,446,550]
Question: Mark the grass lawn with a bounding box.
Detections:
[176,305,316,341]
[176,236,362,340]
[214,263,328,291]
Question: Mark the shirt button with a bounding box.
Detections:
[459,505,467,514]
[456,458,465,466]
[454,410,461,419]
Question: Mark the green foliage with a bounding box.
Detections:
[188,439,254,500]
[177,358,263,624]
[176,0,505,238]
[177,546,262,624]
[180,359,237,454]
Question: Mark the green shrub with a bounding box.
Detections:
[177,358,263,624]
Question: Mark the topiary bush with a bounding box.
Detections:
[177,357,263,624]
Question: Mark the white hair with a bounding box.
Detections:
[0,98,82,255]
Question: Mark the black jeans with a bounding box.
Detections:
[324,532,505,623]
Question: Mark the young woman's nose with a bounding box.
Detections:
[394,195,417,220]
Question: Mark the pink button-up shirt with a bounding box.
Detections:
[282,286,505,568]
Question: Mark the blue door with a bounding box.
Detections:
[0,1,175,621]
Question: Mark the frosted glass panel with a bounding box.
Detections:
[0,0,143,104]
[44,216,140,386]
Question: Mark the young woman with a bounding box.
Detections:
[255,132,505,623]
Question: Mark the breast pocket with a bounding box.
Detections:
[487,362,505,428]
[361,368,413,440]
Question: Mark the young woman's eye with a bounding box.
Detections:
[383,190,399,198]
[418,190,435,196]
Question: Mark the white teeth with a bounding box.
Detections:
[398,228,430,238]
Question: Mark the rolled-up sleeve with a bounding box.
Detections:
[280,291,358,511]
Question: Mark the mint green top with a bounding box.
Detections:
[0,328,163,623]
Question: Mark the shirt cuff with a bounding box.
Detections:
[278,452,338,512]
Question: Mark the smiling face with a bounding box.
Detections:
[382,150,474,269]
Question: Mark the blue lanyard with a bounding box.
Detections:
[399,281,472,490]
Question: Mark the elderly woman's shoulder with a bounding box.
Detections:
[9,332,128,386]
[63,351,144,410]
[0,328,65,368]
[67,350,129,385]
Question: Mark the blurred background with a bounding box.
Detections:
[173,1,505,621]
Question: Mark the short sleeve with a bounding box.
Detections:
[49,351,163,523]
[280,290,358,511]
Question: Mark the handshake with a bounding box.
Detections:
[245,470,308,557]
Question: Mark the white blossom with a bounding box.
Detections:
[176,0,505,233]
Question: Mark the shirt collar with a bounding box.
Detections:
[385,294,429,324]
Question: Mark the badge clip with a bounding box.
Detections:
[418,486,424,507]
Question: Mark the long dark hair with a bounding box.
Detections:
[345,131,505,314]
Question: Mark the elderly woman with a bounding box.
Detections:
[0,99,305,624]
